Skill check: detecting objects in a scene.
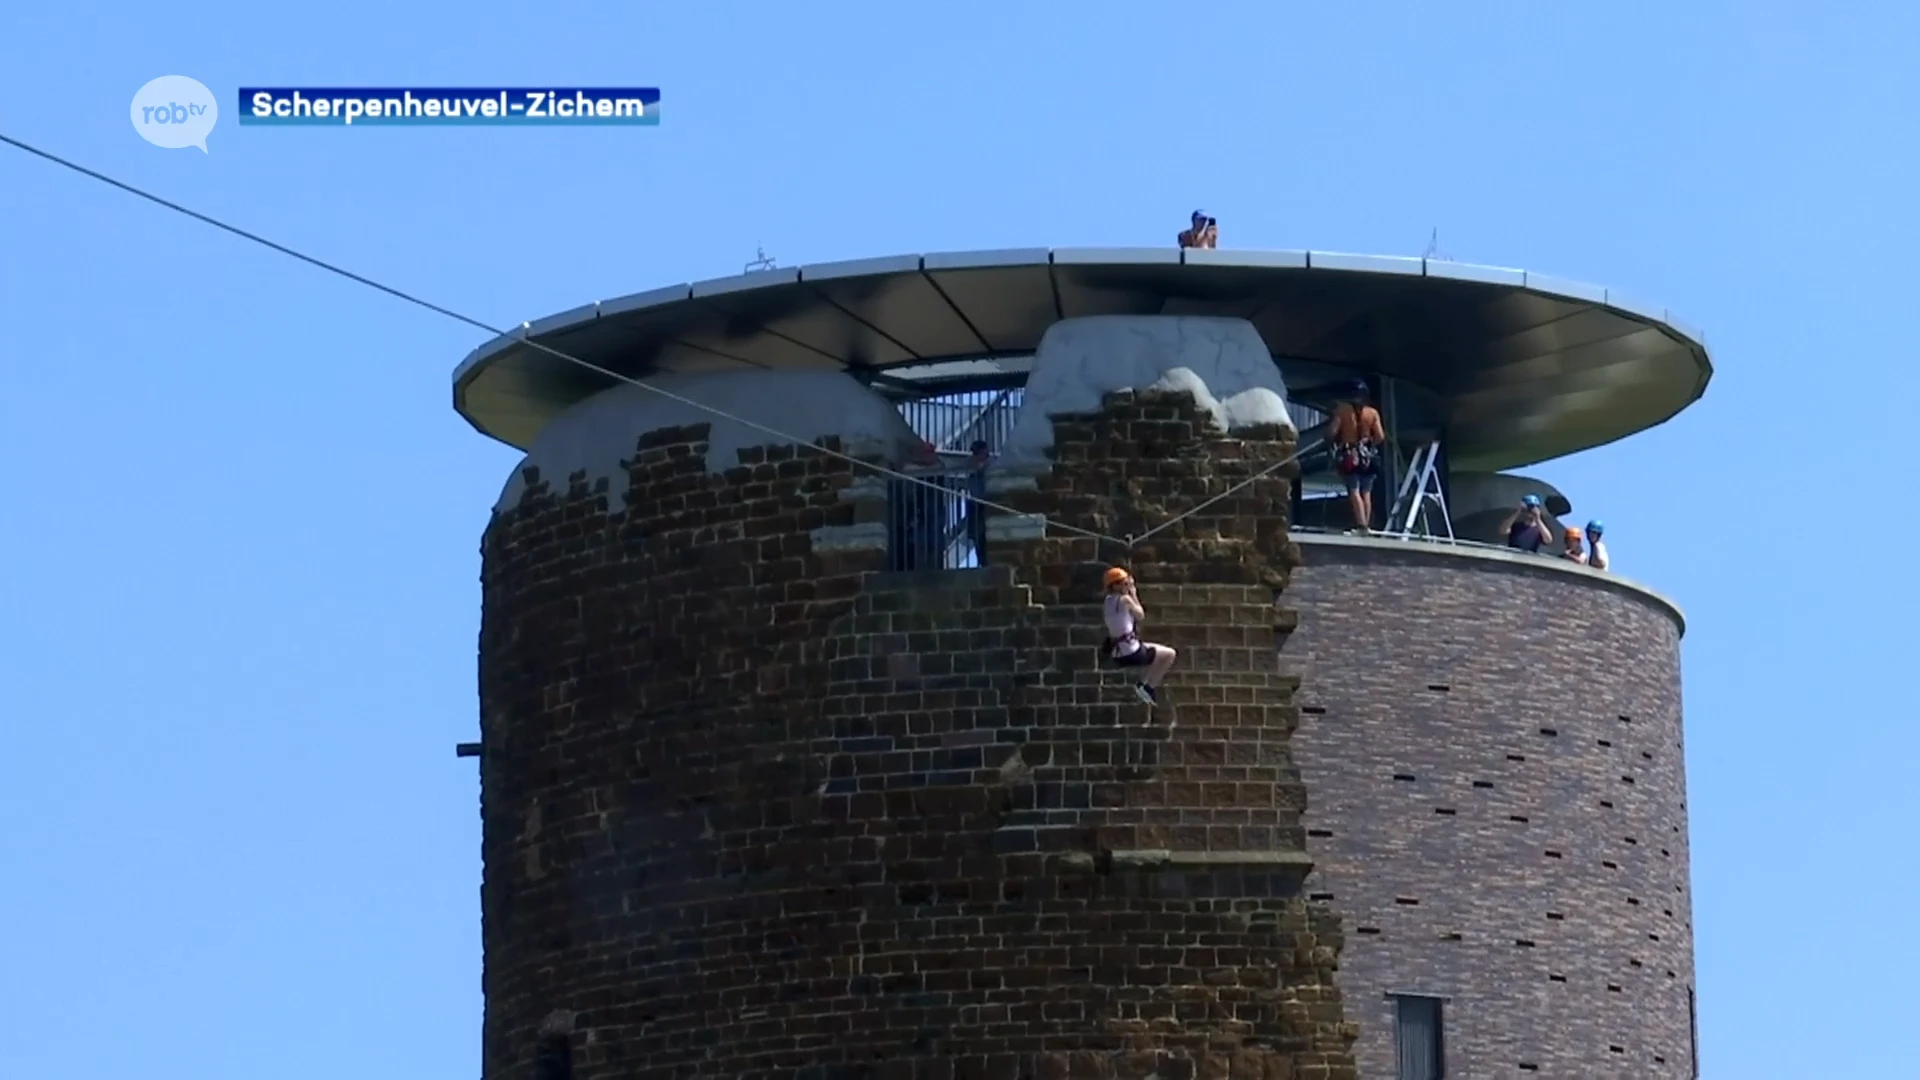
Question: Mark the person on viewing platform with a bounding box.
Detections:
[1560,526,1588,565]
[1178,210,1218,249]
[964,439,992,561]
[1331,380,1385,532]
[1101,567,1177,707]
[1501,494,1553,553]
[1585,519,1610,571]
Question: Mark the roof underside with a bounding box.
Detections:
[452,247,1712,473]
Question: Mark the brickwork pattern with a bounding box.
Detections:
[1278,542,1695,1078]
[477,393,1358,1079]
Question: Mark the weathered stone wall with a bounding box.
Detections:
[477,390,1357,1079]
[1279,537,1695,1078]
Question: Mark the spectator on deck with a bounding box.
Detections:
[1560,526,1588,565]
[1178,210,1218,249]
[1331,381,1385,532]
[1585,520,1610,571]
[1501,495,1553,553]
[964,439,992,561]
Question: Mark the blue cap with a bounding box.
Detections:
[1522,494,1542,508]
[1586,519,1605,535]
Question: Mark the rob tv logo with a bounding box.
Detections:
[130,75,218,152]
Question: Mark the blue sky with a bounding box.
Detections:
[1,3,1912,1077]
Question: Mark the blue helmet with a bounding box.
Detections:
[1192,209,1208,223]
[1586,519,1605,536]
[1522,494,1542,508]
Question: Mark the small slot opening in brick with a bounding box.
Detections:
[1509,815,1529,823]
[1440,932,1462,941]
[1650,933,1661,941]
[1642,751,1654,760]
[1627,897,1642,906]
[1356,926,1382,935]
[1309,892,1335,902]
[1655,1056,1667,1065]
[1547,975,1566,984]
[1621,775,1636,785]
[1307,829,1334,838]
[1472,780,1494,789]
[1395,897,1420,906]
[535,1034,573,1080]
[1546,912,1565,921]
[1609,1045,1625,1053]
[1544,850,1563,859]
[1393,773,1417,782]
[1427,684,1450,692]
[1433,807,1456,816]
[1515,939,1536,947]
[1667,970,1677,978]
[1630,959,1644,968]
[1507,753,1526,762]
[1601,800,1614,808]
[1625,837,1639,844]
[1607,985,1622,993]
[1539,727,1558,737]
[1663,909,1673,917]
[1598,738,1612,747]
[1619,714,1633,723]
[1520,1063,1540,1072]
[1302,705,1326,715]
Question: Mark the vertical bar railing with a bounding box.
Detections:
[886,466,993,571]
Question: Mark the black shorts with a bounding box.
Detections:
[1112,644,1158,669]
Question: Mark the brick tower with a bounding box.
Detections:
[457,248,1708,1078]
[476,316,1358,1078]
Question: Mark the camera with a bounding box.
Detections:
[1205,217,1216,227]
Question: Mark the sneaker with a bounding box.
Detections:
[1134,683,1157,705]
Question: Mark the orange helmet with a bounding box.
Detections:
[1103,567,1132,589]
[1565,526,1583,539]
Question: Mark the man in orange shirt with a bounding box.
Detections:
[1331,381,1386,532]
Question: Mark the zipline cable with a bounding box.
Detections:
[2,131,1317,553]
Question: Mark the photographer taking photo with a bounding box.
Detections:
[1177,210,1218,249]
[1501,494,1554,554]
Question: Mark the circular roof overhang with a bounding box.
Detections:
[452,247,1712,473]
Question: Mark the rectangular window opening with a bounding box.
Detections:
[536,1034,574,1080]
[1391,993,1446,1080]
[1689,988,1700,1078]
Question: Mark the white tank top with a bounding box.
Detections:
[1103,595,1140,656]
[1588,540,1610,571]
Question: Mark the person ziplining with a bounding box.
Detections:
[1100,567,1178,706]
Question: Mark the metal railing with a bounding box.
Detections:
[896,388,1025,455]
[886,466,992,572]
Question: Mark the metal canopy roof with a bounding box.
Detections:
[452,247,1712,472]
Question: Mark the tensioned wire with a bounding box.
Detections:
[1,131,1321,550]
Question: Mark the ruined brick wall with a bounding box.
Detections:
[477,390,1357,1079]
[1279,537,1695,1078]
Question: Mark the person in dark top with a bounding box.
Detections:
[1501,494,1553,553]
[964,439,992,562]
